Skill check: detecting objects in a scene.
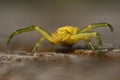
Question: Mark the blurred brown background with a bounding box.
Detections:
[0,0,120,50]
[0,1,120,80]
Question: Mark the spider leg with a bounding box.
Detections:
[80,22,113,32]
[71,32,102,57]
[85,38,95,51]
[32,37,45,53]
[7,26,53,45]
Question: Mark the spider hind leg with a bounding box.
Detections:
[32,38,45,53]
[71,32,103,57]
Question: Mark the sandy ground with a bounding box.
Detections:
[0,48,120,80]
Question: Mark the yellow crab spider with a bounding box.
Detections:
[7,22,113,56]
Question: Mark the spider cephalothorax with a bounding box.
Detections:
[7,22,113,56]
[51,26,80,45]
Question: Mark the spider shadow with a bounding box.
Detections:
[54,44,114,54]
[53,45,92,53]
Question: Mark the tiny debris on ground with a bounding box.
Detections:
[0,48,120,63]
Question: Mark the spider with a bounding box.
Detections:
[7,22,113,56]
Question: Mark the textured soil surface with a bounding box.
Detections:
[0,48,120,80]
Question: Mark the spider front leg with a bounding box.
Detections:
[80,22,113,32]
[7,26,53,45]
[71,32,102,57]
[7,26,54,53]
